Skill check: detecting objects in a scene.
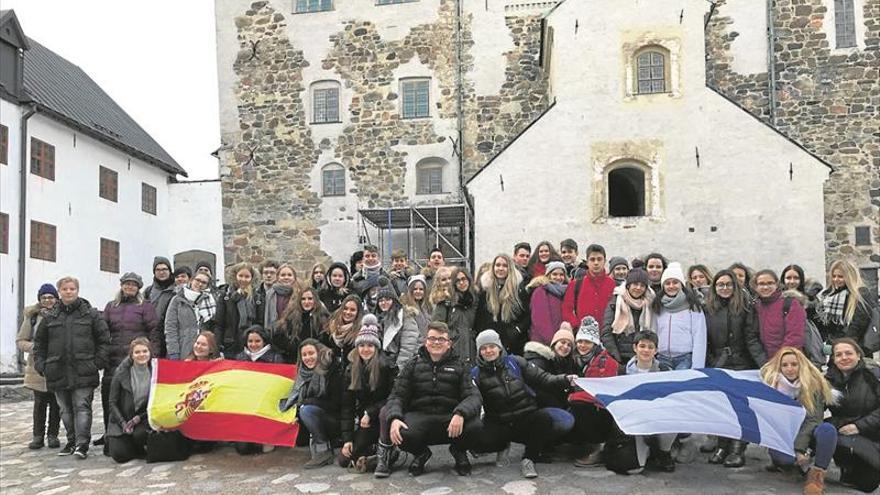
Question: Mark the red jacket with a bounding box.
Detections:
[562,271,616,328]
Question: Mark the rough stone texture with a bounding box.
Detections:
[707,0,880,269]
[221,1,549,268]
[223,2,330,273]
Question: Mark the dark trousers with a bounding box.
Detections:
[107,426,148,464]
[473,408,573,460]
[297,405,340,444]
[569,402,614,444]
[835,436,880,493]
[33,390,61,438]
[54,387,95,447]
[100,373,113,438]
[351,423,380,458]
[379,408,481,455]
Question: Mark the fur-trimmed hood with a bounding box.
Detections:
[782,288,806,305]
[524,341,553,360]
[23,303,42,319]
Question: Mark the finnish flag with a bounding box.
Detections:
[574,368,806,456]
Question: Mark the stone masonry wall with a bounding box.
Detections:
[221,1,549,269]
[707,0,880,269]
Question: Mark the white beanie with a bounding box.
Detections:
[660,262,685,286]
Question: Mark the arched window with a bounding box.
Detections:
[416,158,445,195]
[322,163,345,197]
[635,48,668,94]
[311,80,341,124]
[608,166,646,217]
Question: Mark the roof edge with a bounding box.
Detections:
[466,98,558,185]
[707,85,834,172]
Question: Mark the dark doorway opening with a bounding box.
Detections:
[608,167,645,217]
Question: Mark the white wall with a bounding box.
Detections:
[468,0,829,279]
[167,179,226,282]
[0,99,23,372]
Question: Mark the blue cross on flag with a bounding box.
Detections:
[574,368,806,456]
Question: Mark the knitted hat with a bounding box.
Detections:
[376,277,398,302]
[195,261,212,274]
[119,272,144,289]
[545,261,566,276]
[37,283,58,299]
[408,274,427,288]
[354,314,382,348]
[550,322,575,349]
[660,262,685,286]
[153,256,172,271]
[608,257,629,271]
[625,268,650,287]
[576,316,601,345]
[475,329,503,351]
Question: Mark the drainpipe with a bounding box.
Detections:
[767,0,777,125]
[16,103,37,372]
[454,0,465,197]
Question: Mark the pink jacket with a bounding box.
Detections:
[755,291,805,359]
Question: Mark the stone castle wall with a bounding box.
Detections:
[707,0,879,269]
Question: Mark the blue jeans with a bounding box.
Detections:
[297,405,339,444]
[54,387,95,447]
[657,353,692,370]
[546,407,575,439]
[769,422,837,470]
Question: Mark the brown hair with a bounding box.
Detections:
[186,331,220,361]
[347,345,382,392]
[129,337,152,359]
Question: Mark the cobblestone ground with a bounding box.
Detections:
[0,397,868,495]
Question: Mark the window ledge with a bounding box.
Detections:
[400,115,431,120]
[292,9,334,14]
[415,191,448,196]
[310,120,343,125]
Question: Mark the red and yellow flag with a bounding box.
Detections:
[148,359,299,446]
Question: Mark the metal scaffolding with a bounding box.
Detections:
[358,203,473,271]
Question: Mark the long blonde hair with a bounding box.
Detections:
[760,347,833,414]
[827,259,866,325]
[428,266,453,306]
[482,254,523,323]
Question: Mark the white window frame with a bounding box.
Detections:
[311,80,341,124]
[295,0,333,13]
[321,163,345,197]
[400,78,430,119]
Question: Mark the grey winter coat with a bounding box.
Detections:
[164,294,201,360]
[381,308,421,368]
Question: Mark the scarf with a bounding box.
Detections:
[612,287,655,334]
[265,284,294,328]
[195,292,217,324]
[233,290,256,330]
[130,363,151,411]
[545,282,567,299]
[820,287,847,325]
[153,277,174,291]
[456,290,474,308]
[660,290,689,313]
[332,323,354,347]
[244,344,271,362]
[774,374,802,401]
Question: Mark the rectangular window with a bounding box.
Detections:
[99,166,118,202]
[417,167,443,194]
[401,79,430,118]
[0,212,8,254]
[0,124,8,165]
[30,220,56,262]
[142,182,157,215]
[100,237,120,273]
[295,0,333,12]
[30,138,55,180]
[855,226,871,246]
[637,51,666,94]
[322,167,345,196]
[835,0,856,48]
[313,88,340,123]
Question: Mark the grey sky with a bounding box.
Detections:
[3,0,220,180]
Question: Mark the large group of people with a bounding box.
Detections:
[16,240,880,494]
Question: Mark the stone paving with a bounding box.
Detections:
[0,396,869,495]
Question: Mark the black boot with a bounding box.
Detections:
[408,448,432,477]
[699,435,717,453]
[708,438,729,464]
[723,440,746,468]
[652,449,675,472]
[449,445,472,476]
[374,442,393,479]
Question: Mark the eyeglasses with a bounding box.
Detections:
[426,336,449,344]
[39,295,56,301]
[714,283,733,289]
[192,278,209,286]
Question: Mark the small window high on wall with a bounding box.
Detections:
[416,158,445,194]
[635,49,667,94]
[322,163,345,197]
[311,81,340,124]
[295,0,332,13]
[834,0,856,48]
[608,167,646,217]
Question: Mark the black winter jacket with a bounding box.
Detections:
[33,298,110,391]
[234,348,284,363]
[340,355,398,442]
[473,354,568,423]
[300,361,346,415]
[825,361,880,442]
[705,302,758,370]
[384,346,482,422]
[523,342,574,409]
[473,286,531,356]
[273,311,326,363]
[600,300,648,368]
[432,294,478,365]
[214,286,257,356]
[145,282,176,358]
[817,287,876,354]
[107,357,151,438]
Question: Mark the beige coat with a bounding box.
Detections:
[16,304,47,392]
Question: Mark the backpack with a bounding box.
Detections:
[471,355,535,397]
[602,426,640,474]
[568,350,618,406]
[782,297,825,367]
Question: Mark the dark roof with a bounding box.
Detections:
[0,10,29,49]
[20,38,186,176]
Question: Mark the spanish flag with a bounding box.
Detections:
[148,359,299,446]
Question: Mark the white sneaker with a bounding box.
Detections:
[262,444,275,453]
[520,458,538,478]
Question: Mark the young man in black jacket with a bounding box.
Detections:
[377,322,482,478]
